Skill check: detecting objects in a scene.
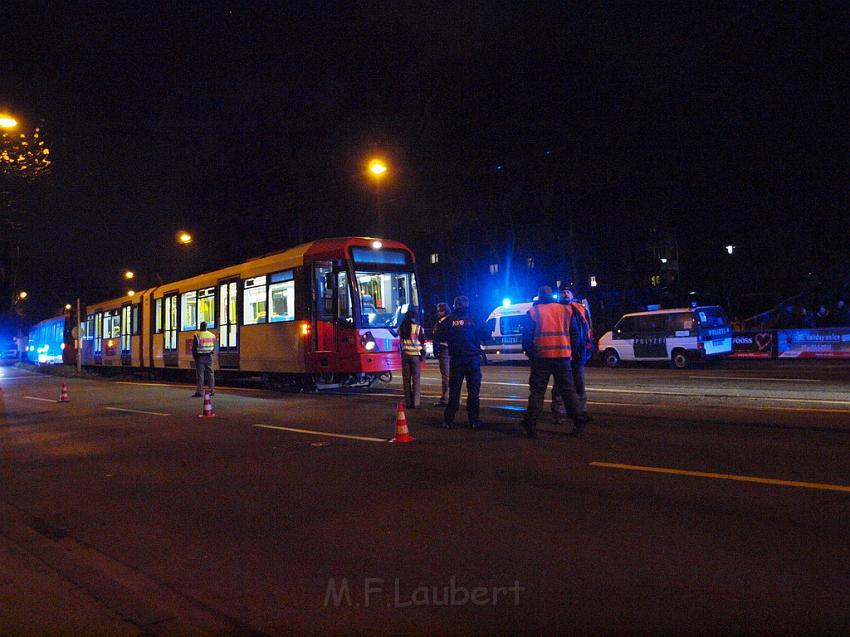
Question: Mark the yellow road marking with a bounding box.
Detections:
[253,424,388,443]
[590,461,850,493]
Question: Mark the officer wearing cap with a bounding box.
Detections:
[434,295,488,429]
[551,285,593,425]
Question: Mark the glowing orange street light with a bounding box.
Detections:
[177,231,193,245]
[64,304,72,311]
[0,115,17,129]
[368,158,388,178]
[124,270,134,280]
[18,291,27,299]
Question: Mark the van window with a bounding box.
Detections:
[698,308,729,328]
[635,315,665,331]
[500,315,525,335]
[614,317,635,336]
[486,318,496,335]
[667,313,694,331]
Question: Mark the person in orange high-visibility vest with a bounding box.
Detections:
[519,285,585,438]
[551,285,593,425]
[192,321,216,398]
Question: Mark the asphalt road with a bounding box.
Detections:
[1,361,849,635]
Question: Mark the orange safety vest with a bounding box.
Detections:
[530,303,572,358]
[570,301,593,352]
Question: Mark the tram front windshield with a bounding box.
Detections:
[355,271,420,328]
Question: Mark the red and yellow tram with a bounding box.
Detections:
[79,237,421,388]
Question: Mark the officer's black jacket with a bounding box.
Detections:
[434,307,487,359]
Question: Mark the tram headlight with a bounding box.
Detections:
[361,332,377,351]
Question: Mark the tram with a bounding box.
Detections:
[79,237,421,388]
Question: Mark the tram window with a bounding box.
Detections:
[337,272,353,323]
[164,295,178,351]
[269,273,295,323]
[181,291,198,330]
[198,287,215,328]
[243,276,268,325]
[355,271,420,328]
[132,304,140,335]
[314,263,334,321]
[155,298,163,333]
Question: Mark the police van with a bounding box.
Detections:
[597,306,732,369]
[482,302,533,363]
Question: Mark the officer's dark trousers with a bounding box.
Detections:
[195,356,215,395]
[551,362,587,418]
[444,357,481,424]
[525,357,580,424]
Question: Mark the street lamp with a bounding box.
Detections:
[725,245,736,255]
[124,270,134,280]
[0,115,17,129]
[177,231,193,245]
[64,303,72,311]
[17,291,27,300]
[368,159,387,177]
[366,158,388,235]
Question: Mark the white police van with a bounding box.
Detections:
[482,302,533,363]
[597,306,732,369]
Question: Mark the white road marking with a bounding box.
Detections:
[105,407,170,417]
[23,396,56,403]
[0,375,46,380]
[688,375,820,383]
[253,424,388,443]
[115,381,254,393]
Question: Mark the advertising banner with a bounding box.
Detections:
[730,331,774,359]
[777,328,850,359]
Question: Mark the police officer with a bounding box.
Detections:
[520,285,585,438]
[434,296,487,429]
[551,285,593,425]
[431,302,451,406]
[192,321,216,397]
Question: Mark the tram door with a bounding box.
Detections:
[218,279,239,368]
[312,262,337,354]
[120,303,132,366]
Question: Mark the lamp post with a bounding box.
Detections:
[367,158,388,236]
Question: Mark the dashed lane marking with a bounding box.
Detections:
[105,407,171,417]
[23,396,56,402]
[253,424,388,443]
[687,375,821,383]
[590,461,850,493]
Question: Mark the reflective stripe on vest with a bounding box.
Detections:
[531,303,572,358]
[196,331,216,354]
[401,324,422,356]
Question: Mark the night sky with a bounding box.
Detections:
[2,2,847,320]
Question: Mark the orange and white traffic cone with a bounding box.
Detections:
[198,390,216,419]
[57,381,70,403]
[390,401,415,443]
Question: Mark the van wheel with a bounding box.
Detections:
[671,349,689,369]
[603,349,620,368]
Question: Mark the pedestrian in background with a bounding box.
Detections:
[551,285,593,425]
[192,321,216,397]
[435,296,487,429]
[432,302,451,406]
[520,285,585,438]
[399,309,425,409]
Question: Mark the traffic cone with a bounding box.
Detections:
[57,381,70,403]
[198,390,216,419]
[390,401,415,443]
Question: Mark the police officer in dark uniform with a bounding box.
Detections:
[434,295,488,429]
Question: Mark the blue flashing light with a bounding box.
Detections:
[502,298,512,307]
[553,294,560,300]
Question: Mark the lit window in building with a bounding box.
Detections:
[430,253,439,265]
[489,263,499,275]
[650,275,661,287]
[527,257,535,269]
